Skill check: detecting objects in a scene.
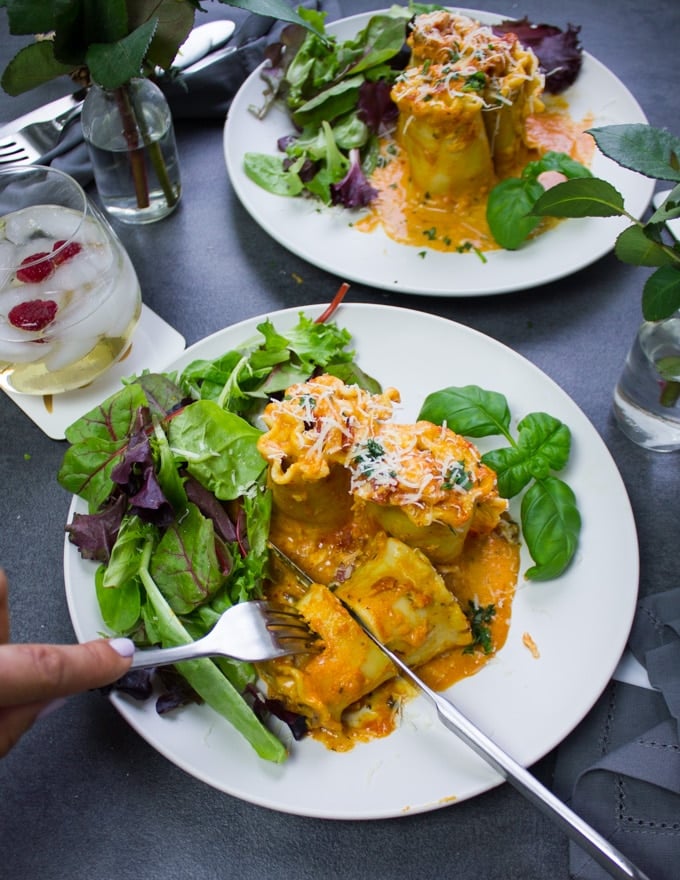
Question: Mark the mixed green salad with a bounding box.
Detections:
[59,302,580,761]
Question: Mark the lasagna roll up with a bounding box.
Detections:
[257,375,399,527]
[257,535,471,741]
[391,65,495,198]
[393,11,545,196]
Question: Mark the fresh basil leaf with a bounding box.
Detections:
[521,476,581,580]
[641,265,680,321]
[522,150,593,181]
[486,176,544,249]
[532,177,625,217]
[481,445,533,498]
[482,412,570,498]
[419,385,511,438]
[589,124,680,182]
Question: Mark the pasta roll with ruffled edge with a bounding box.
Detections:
[391,66,495,198]
[394,10,545,194]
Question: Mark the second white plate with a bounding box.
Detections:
[224,7,653,296]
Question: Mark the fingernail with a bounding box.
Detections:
[37,696,67,720]
[108,637,135,658]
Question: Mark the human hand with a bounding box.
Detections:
[0,568,134,757]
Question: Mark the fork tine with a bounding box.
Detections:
[0,143,30,163]
[262,606,323,655]
[265,610,314,631]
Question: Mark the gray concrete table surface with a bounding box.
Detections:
[0,1,678,878]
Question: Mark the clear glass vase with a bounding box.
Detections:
[613,312,680,452]
[81,78,181,224]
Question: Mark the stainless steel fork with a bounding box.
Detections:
[0,93,84,166]
[129,600,320,670]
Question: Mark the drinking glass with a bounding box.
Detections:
[0,165,141,395]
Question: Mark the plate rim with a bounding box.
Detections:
[63,302,640,819]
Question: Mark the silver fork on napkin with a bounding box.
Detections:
[268,541,652,880]
[0,93,84,166]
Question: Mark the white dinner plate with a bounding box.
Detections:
[223,8,653,296]
[64,303,639,819]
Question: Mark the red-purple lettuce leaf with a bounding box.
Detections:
[493,18,583,94]
[331,147,378,207]
[149,502,226,614]
[65,494,127,562]
[59,383,150,512]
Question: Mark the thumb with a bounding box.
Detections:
[0,637,135,707]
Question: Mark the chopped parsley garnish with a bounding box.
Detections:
[463,71,487,92]
[442,460,474,491]
[463,601,496,655]
[352,438,392,478]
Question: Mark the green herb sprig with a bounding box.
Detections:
[0,0,313,94]
[531,124,680,322]
[419,385,580,581]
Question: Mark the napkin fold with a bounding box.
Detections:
[553,588,680,880]
[39,0,341,187]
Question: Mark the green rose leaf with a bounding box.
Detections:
[532,177,626,218]
[4,1,55,35]
[615,224,677,267]
[589,123,680,182]
[0,41,73,95]
[86,18,158,88]
[641,265,680,321]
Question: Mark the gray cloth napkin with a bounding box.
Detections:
[39,0,341,186]
[553,588,680,879]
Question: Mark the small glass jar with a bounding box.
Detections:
[81,77,181,224]
[613,312,680,452]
